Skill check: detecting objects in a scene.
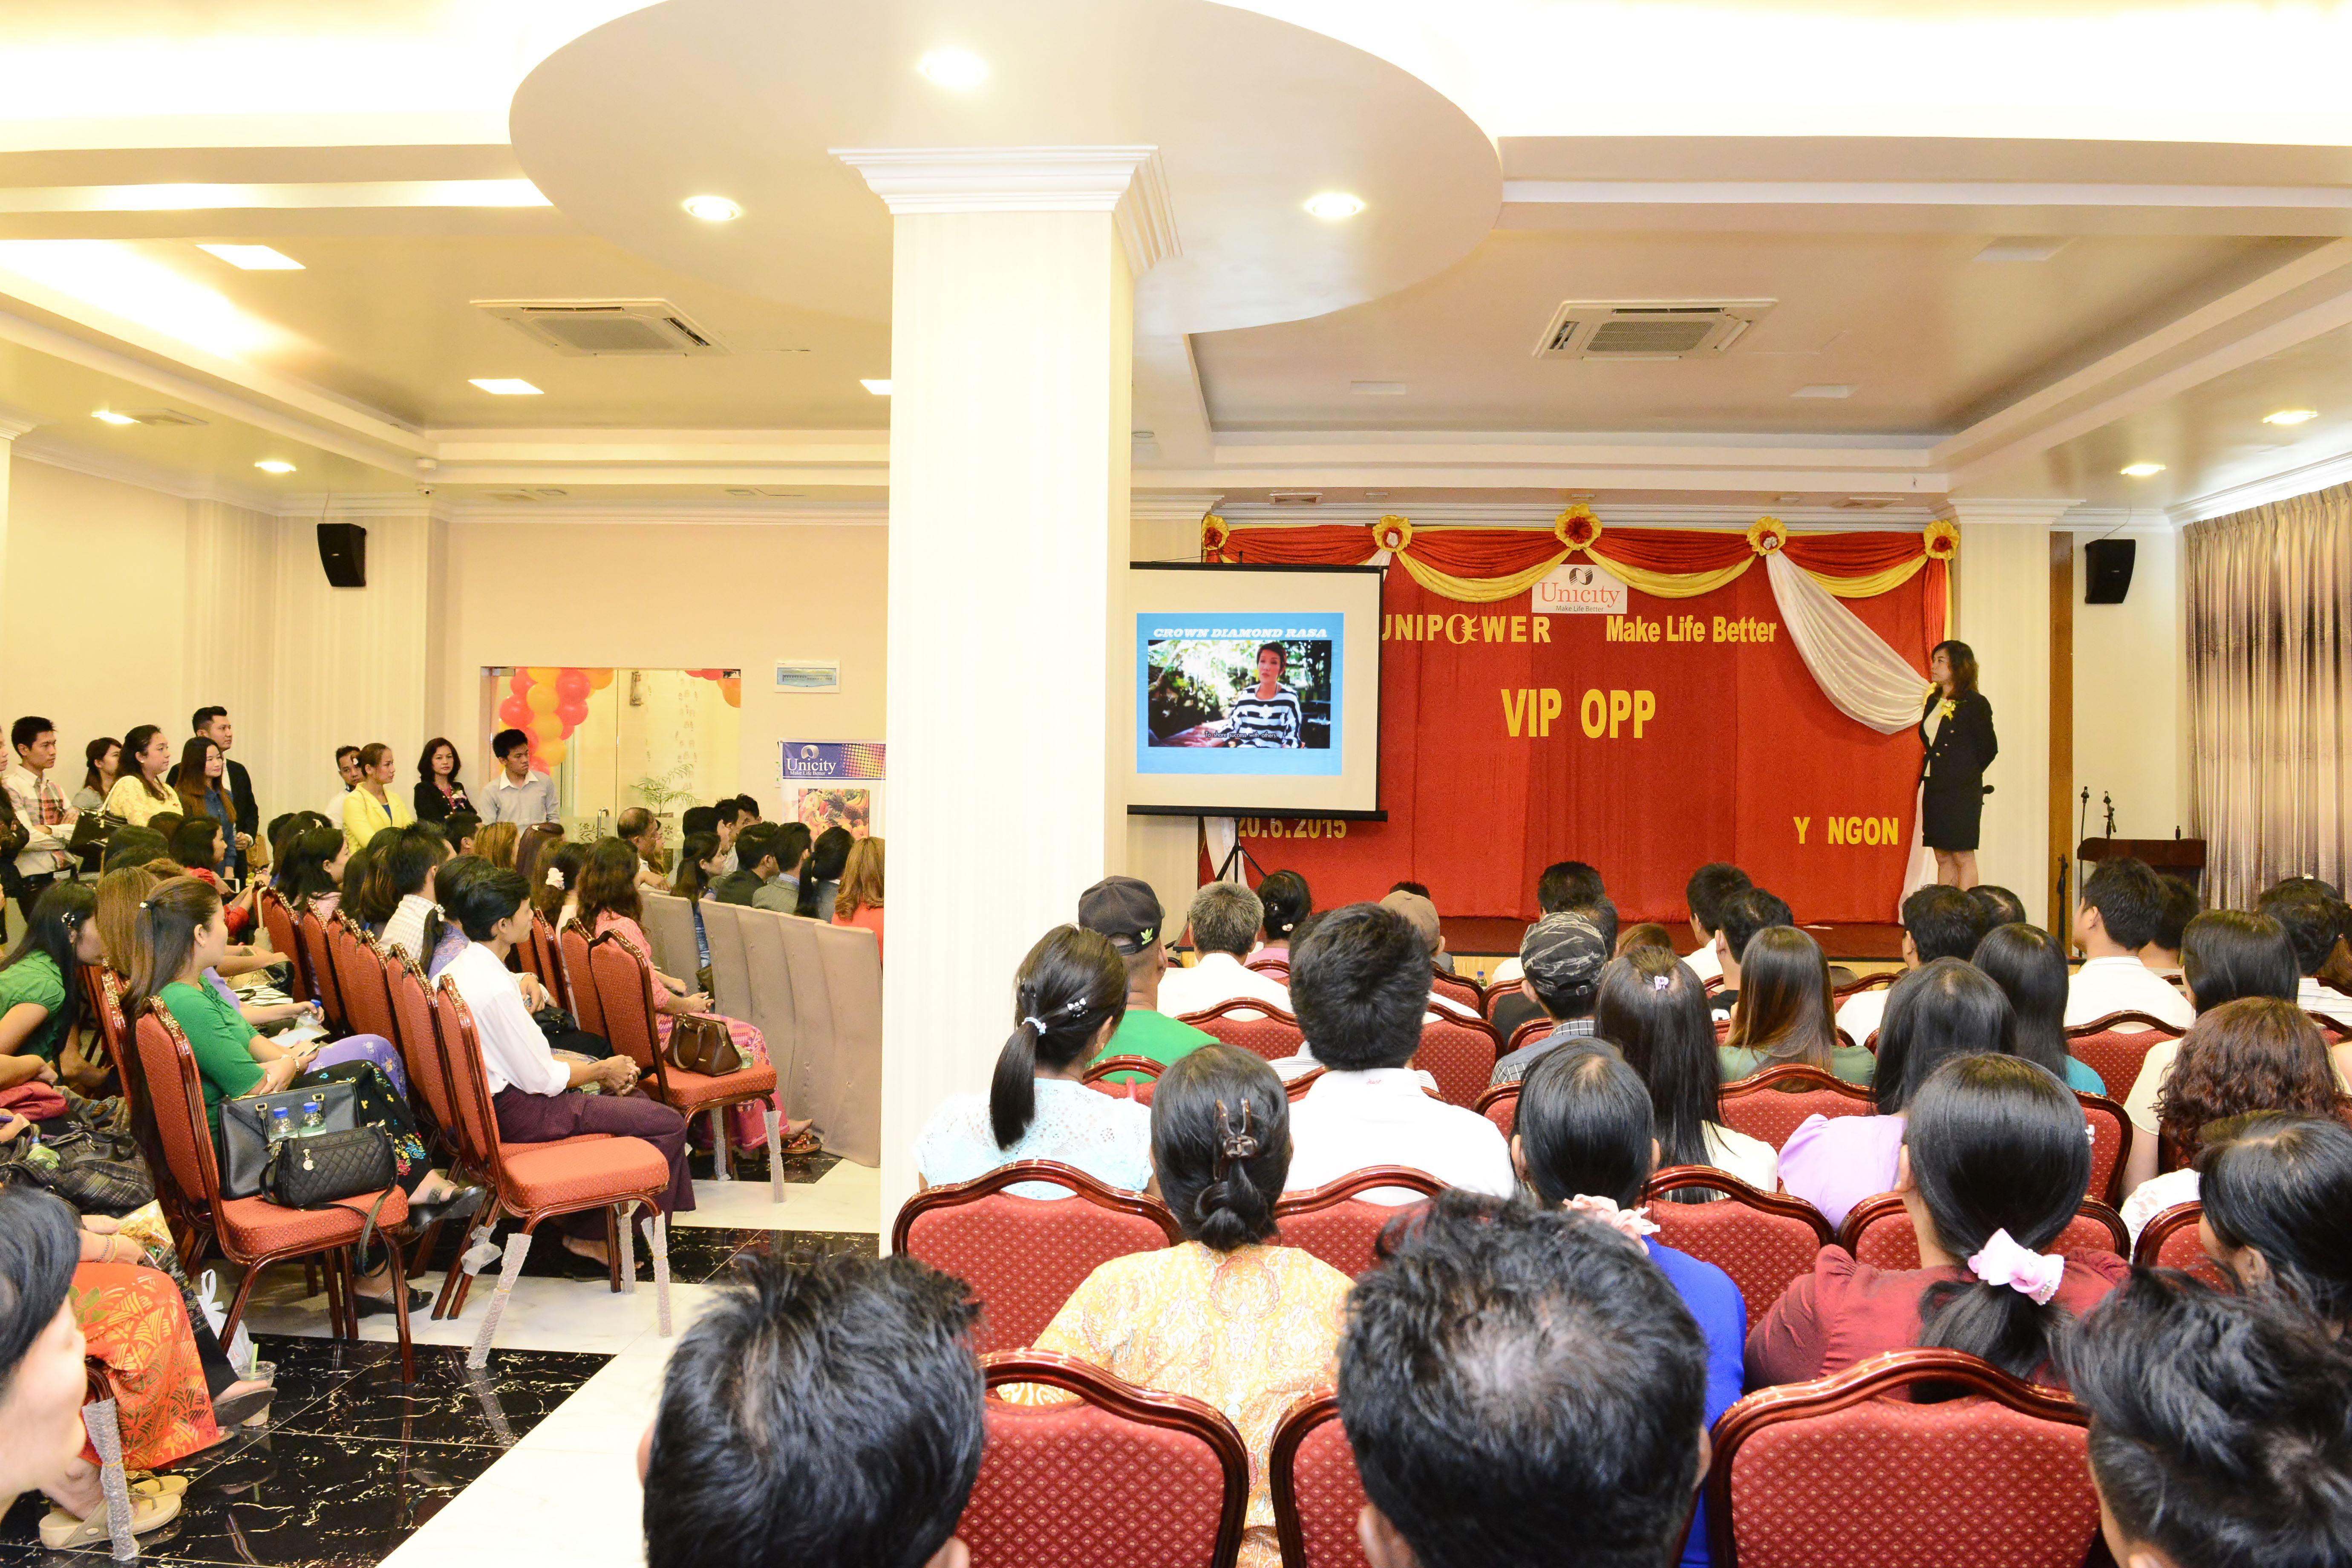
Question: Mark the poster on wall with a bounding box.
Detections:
[797,788,873,837]
[775,660,841,693]
[778,741,885,781]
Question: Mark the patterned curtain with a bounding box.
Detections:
[2185,484,2352,907]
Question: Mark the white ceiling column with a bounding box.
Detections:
[839,147,1164,1227]
[0,404,40,629]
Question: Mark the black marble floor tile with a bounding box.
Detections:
[273,1342,605,1450]
[684,1142,841,1185]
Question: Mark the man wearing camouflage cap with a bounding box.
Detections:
[1487,912,1611,1087]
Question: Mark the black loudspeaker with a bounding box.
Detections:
[317,522,367,588]
[2083,538,2135,604]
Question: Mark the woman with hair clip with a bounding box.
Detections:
[272,826,349,921]
[376,824,461,972]
[101,726,177,829]
[1513,1043,1744,1568]
[533,839,587,933]
[1972,924,2108,1093]
[1920,638,1997,889]
[1779,958,2017,1228]
[1596,948,1776,1192]
[1253,869,1311,963]
[794,825,853,922]
[2198,1113,2352,1333]
[914,925,1149,1195]
[1718,925,1872,1086]
[1750,1053,2128,1389]
[1005,1043,1352,1568]
[2118,998,2348,1238]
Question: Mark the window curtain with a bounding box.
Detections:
[2184,484,2352,907]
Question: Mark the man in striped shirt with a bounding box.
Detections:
[1224,642,1303,747]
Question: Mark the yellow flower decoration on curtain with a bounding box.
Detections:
[1554,505,1601,552]
[1747,516,1789,555]
[1923,519,1960,559]
[1200,513,1231,558]
[1371,514,1414,553]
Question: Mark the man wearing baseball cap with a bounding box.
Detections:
[1488,912,1610,1087]
[1078,876,1214,1080]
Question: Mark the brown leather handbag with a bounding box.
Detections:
[665,1014,742,1077]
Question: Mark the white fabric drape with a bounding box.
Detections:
[1764,550,1931,735]
[1204,816,1241,881]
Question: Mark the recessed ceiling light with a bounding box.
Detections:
[681,194,743,222]
[1793,384,1854,399]
[1304,192,1365,220]
[92,409,135,425]
[2120,462,2166,478]
[1975,237,2068,263]
[254,459,295,474]
[1776,494,1806,504]
[469,378,542,395]
[196,243,303,271]
[916,49,989,89]
[2263,408,2319,425]
[860,379,891,395]
[1352,380,1407,395]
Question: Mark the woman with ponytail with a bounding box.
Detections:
[1252,869,1311,962]
[1007,1044,1350,1568]
[914,925,1149,1194]
[1750,1053,2127,1389]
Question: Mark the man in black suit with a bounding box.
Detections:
[192,706,258,869]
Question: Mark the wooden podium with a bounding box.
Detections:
[2077,837,2206,891]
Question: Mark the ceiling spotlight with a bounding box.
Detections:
[1304,192,1366,220]
[861,379,892,395]
[2263,408,2319,425]
[681,195,743,222]
[469,378,542,395]
[92,409,136,425]
[197,243,303,271]
[254,459,296,474]
[917,49,989,89]
[1793,384,1854,399]
[2119,462,2165,478]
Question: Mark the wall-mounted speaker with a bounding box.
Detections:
[2083,538,2136,605]
[317,522,367,588]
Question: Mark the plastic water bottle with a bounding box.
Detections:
[268,1104,293,1144]
[299,1094,325,1136]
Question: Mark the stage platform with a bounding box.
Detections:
[1441,917,1905,966]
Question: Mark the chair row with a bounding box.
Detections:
[1176,997,1501,1109]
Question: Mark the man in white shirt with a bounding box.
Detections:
[1487,860,1605,987]
[1159,882,1293,1018]
[2067,859,2195,1029]
[1283,902,1516,1202]
[5,717,77,921]
[1839,883,1994,1044]
[326,744,363,823]
[479,728,560,826]
[1680,862,1752,988]
[2262,886,2352,1026]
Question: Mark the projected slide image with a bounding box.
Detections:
[1139,613,1342,776]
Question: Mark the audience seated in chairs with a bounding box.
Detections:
[1486,912,1607,1085]
[2141,873,2199,977]
[2064,1269,2352,1568]
[1594,945,1777,1192]
[1718,924,1872,1086]
[1969,883,2031,931]
[1281,902,1515,1201]
[1700,885,1790,1021]
[1837,883,1993,1043]
[1972,923,2112,1093]
[375,823,461,969]
[1616,921,1676,957]
[1511,1044,1744,1568]
[1078,876,1213,1076]
[1487,859,1605,989]
[2067,857,2195,1028]
[274,825,349,922]
[831,834,885,957]
[1338,1191,1709,1568]
[1003,1045,1349,1568]
[1158,882,1292,1018]
[2122,909,2306,1142]
[1749,1054,2127,1390]
[1491,891,1620,1042]
[1250,868,1310,966]
[914,924,1149,1196]
[615,808,669,892]
[708,820,788,910]
[640,1249,984,1568]
[2263,883,2352,1027]
[2196,1111,2352,1331]
[170,818,256,940]
[70,737,119,816]
[1679,862,1751,989]
[795,824,853,922]
[1780,958,2016,1228]
[530,837,585,934]
[669,830,723,974]
[2120,999,2347,1239]
[0,883,101,1094]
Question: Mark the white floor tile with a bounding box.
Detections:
[677,1154,881,1235]
[378,1437,647,1568]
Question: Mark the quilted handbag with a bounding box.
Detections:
[665,1014,742,1076]
[261,1125,394,1210]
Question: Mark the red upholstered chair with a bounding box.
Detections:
[963,1350,1250,1568]
[2132,1200,2230,1288]
[1474,1080,1519,1139]
[1082,1055,1163,1107]
[2306,1009,2350,1044]
[893,1162,1182,1355]
[1245,957,1290,980]
[1503,1017,1550,1056]
[552,918,595,1034]
[1272,1167,1443,1278]
[1642,1166,1834,1317]
[87,967,130,1081]
[1430,971,1483,1014]
[258,889,310,1003]
[1412,1013,1501,1107]
[426,978,673,1351]
[296,908,348,1032]
[1837,1193,2129,1272]
[1831,972,1893,1002]
[1270,1392,1369,1568]
[1284,1067,1324,1101]
[1181,997,1305,1063]
[128,1002,417,1380]
[2063,1012,2183,1106]
[586,931,781,1196]
[328,914,400,1043]
[2078,1092,2132,1206]
[1716,1064,1877,1151]
[1708,1349,2099,1568]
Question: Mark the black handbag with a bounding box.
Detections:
[261,1125,394,1209]
[218,1064,368,1199]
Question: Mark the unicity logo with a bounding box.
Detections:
[785,744,836,777]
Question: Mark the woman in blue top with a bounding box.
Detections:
[1513,1043,1744,1568]
[1972,923,2108,1094]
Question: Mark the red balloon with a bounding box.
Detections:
[508,670,534,696]
[556,697,589,726]
[556,668,591,702]
[497,695,532,727]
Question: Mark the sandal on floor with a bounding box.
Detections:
[40,1488,181,1548]
[779,1128,822,1157]
[126,1472,190,1498]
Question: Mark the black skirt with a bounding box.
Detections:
[1922,777,1986,852]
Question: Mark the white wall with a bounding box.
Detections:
[1953,521,2053,923]
[2072,527,2189,842]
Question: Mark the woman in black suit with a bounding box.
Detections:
[1920,640,1996,888]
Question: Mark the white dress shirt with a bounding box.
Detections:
[2,765,74,879]
[1284,1068,1517,1202]
[2300,976,2352,1026]
[1157,951,1293,1018]
[380,894,438,963]
[1835,984,1893,1047]
[481,770,559,825]
[1682,940,1724,985]
[2066,955,2195,1029]
[445,941,568,1096]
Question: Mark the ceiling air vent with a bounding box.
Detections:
[120,409,208,427]
[1534,300,1775,361]
[474,300,729,357]
[1268,491,1323,506]
[1833,497,1899,510]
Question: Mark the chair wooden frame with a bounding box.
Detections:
[1284,1067,1324,1101]
[974,1349,1252,1568]
[1644,1164,1838,1240]
[1502,1017,1551,1056]
[327,912,401,1044]
[1706,1348,2091,1568]
[1715,1063,1877,1149]
[1179,996,1307,1064]
[890,1159,1185,1252]
[1835,1192,2130,1266]
[548,917,588,1029]
[1272,1166,1445,1278]
[1831,971,1895,1000]
[2132,1199,2231,1289]
[294,907,348,1032]
[2077,1090,2133,1207]
[1245,957,1290,979]
[1473,1078,1520,1134]
[1081,1055,1166,1084]
[1430,969,1484,1013]
[257,888,311,1005]
[1268,1391,1356,1568]
[2063,1011,2185,1102]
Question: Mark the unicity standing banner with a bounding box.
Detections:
[1213,524,1942,925]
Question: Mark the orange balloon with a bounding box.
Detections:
[720,676,742,708]
[526,666,560,685]
[534,738,568,769]
[525,683,559,715]
[587,668,614,691]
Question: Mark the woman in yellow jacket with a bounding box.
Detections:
[101,725,179,827]
[340,741,415,853]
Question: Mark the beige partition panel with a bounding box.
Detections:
[638,892,702,983]
[809,921,882,1165]
[698,899,756,1026]
[734,907,804,1122]
[764,909,880,1167]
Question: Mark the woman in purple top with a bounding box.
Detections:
[1779,958,2016,1228]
